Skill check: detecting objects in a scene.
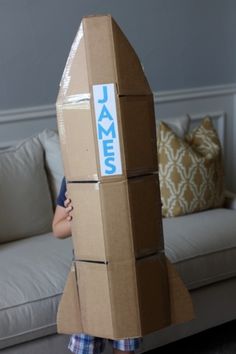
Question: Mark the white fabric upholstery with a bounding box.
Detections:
[0,136,53,243]
[1,208,236,349]
[157,115,190,138]
[1,128,236,353]
[38,129,64,207]
[0,334,71,354]
[163,208,236,289]
[0,234,73,349]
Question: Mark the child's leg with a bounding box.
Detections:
[68,333,105,354]
[113,350,134,354]
[111,338,143,354]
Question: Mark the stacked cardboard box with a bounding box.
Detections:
[56,15,194,339]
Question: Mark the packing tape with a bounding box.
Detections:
[62,93,91,110]
[60,23,84,95]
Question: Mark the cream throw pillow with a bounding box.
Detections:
[157,117,224,217]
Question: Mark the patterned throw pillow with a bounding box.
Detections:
[157,117,224,217]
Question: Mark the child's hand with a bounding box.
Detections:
[64,191,73,221]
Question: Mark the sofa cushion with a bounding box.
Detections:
[163,208,236,290]
[38,129,64,208]
[158,117,224,217]
[0,234,73,350]
[0,136,54,243]
[157,114,190,139]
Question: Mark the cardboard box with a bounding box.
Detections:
[57,255,194,339]
[56,14,194,340]
[68,174,164,262]
[58,253,170,339]
[56,15,158,181]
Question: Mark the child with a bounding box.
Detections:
[52,177,142,354]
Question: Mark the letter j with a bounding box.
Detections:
[98,86,108,104]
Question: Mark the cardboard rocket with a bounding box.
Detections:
[56,14,194,339]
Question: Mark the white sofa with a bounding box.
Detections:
[0,128,236,354]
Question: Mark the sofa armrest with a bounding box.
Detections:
[224,190,236,210]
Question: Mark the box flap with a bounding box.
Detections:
[69,182,106,261]
[57,14,152,102]
[128,175,164,256]
[76,261,113,338]
[83,15,151,95]
[166,257,195,324]
[136,253,171,335]
[57,265,83,334]
[119,95,158,175]
[111,16,152,95]
[108,259,141,338]
[57,23,90,106]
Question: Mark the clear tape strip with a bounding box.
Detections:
[60,23,84,95]
[64,93,91,104]
[61,93,91,110]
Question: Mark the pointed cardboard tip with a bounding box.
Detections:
[57,13,152,106]
[82,14,152,95]
[111,16,152,95]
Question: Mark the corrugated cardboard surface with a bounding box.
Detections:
[56,14,194,340]
[165,258,195,324]
[136,254,171,334]
[57,257,194,338]
[57,265,82,334]
[76,259,139,338]
[58,94,158,182]
[68,174,163,262]
[58,253,170,339]
[58,107,98,181]
[83,15,151,95]
[119,95,158,175]
[57,14,158,182]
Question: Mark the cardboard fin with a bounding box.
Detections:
[136,253,171,335]
[166,257,195,324]
[57,265,83,334]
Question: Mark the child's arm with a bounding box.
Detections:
[52,195,73,239]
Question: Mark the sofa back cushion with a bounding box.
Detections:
[38,129,64,208]
[0,135,53,243]
[157,115,190,139]
[158,117,225,217]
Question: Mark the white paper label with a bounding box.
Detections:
[93,84,122,176]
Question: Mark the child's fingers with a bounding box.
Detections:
[65,205,73,222]
[64,198,71,208]
[65,205,73,213]
[66,205,73,221]
[64,193,73,221]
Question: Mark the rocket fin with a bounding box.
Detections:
[57,264,83,334]
[166,257,195,325]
